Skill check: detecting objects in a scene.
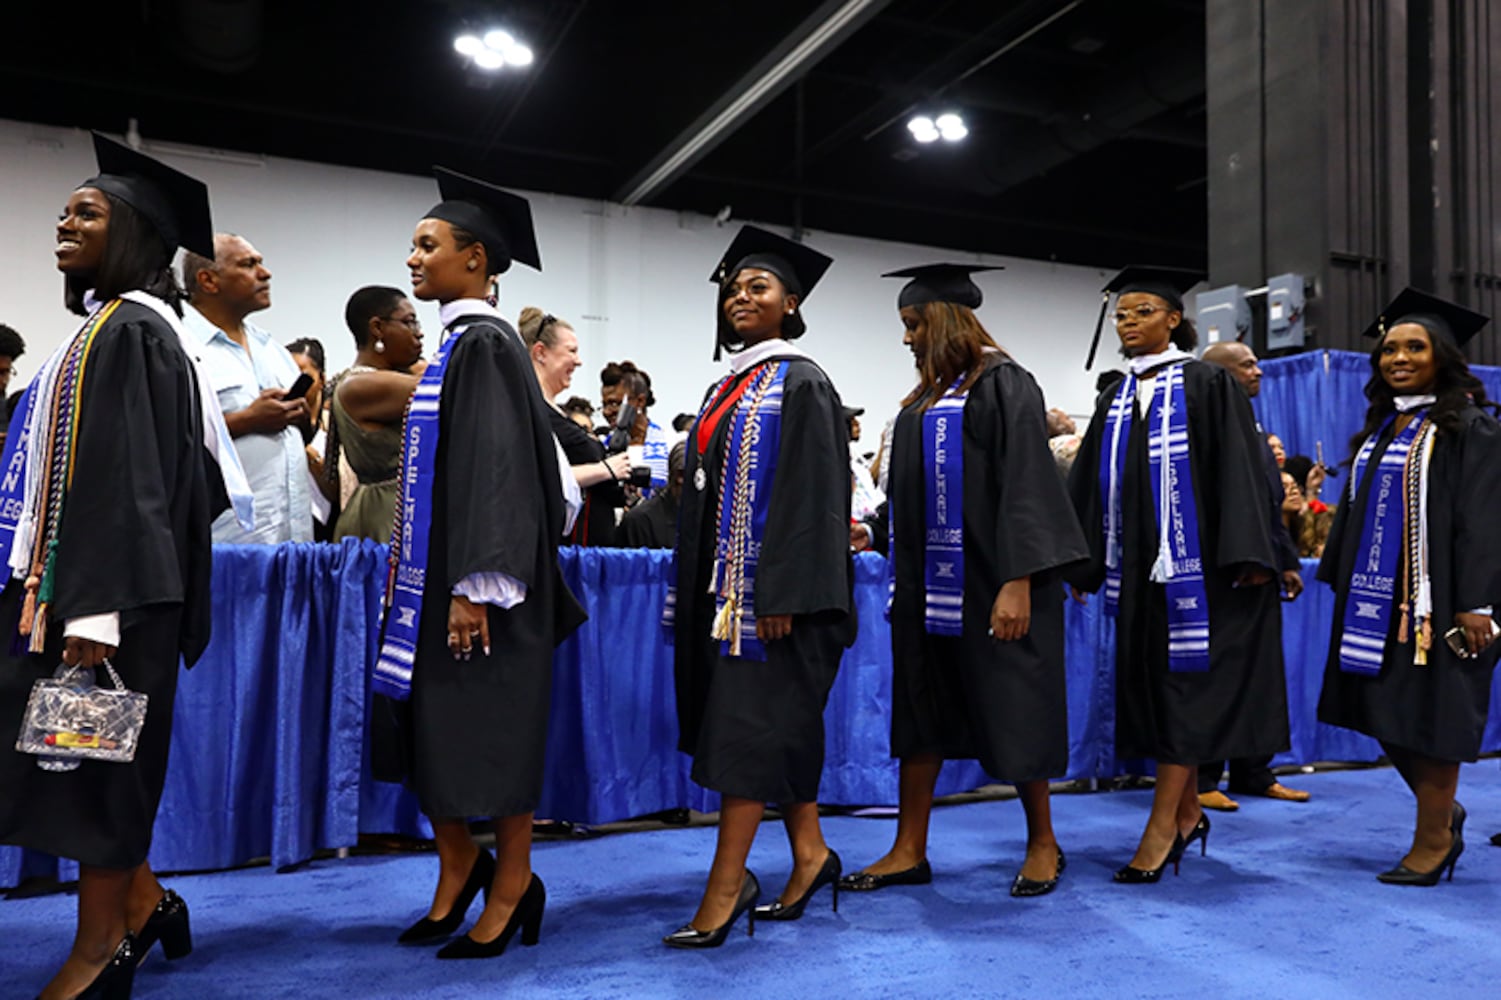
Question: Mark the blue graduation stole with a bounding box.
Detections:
[1099,363,1211,672]
[709,361,788,660]
[373,324,469,701]
[920,379,968,635]
[1338,410,1428,675]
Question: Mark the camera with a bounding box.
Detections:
[604,401,655,490]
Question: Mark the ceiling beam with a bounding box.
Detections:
[612,0,893,206]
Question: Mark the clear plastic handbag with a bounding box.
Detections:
[15,660,148,769]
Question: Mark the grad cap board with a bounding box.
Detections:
[1360,287,1489,349]
[710,225,832,299]
[84,132,214,258]
[426,166,541,274]
[882,263,1002,310]
[1085,265,1206,370]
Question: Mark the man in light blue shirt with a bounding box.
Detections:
[181,233,312,543]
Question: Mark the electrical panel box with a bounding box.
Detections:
[1195,285,1250,344]
[1266,273,1307,350]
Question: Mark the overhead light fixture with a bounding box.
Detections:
[454,28,533,72]
[908,112,968,144]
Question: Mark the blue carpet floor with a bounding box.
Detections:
[6,765,1501,999]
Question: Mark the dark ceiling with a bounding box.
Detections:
[2,0,1208,268]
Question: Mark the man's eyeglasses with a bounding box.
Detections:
[1112,305,1173,325]
[382,315,422,331]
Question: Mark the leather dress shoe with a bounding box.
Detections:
[1198,790,1239,812]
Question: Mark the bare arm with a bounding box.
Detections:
[337,370,422,427]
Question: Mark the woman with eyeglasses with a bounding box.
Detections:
[1067,266,1289,883]
[327,285,426,541]
[519,306,631,546]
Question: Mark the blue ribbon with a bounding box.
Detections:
[921,379,967,635]
[1338,410,1426,675]
[0,384,38,572]
[373,324,469,701]
[1099,363,1211,671]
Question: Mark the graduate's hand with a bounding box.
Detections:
[850,523,872,552]
[1070,586,1089,605]
[757,614,793,643]
[1280,570,1304,602]
[990,578,1031,641]
[1234,565,1274,588]
[1454,612,1495,658]
[447,596,490,661]
[62,636,116,669]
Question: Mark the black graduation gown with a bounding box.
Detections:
[390,316,585,818]
[888,357,1089,782]
[673,353,855,803]
[1316,405,1501,761]
[1067,360,1290,764]
[548,407,623,547]
[0,300,221,869]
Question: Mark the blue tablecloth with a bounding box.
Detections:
[4,541,1500,883]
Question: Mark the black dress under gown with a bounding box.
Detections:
[887,356,1089,782]
[548,407,624,547]
[673,351,855,804]
[1317,404,1501,762]
[0,299,222,869]
[1067,360,1290,764]
[377,315,585,818]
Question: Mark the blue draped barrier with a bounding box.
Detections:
[6,347,1501,883]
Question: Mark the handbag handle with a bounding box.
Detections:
[100,658,127,692]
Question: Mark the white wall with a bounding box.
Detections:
[0,117,1118,432]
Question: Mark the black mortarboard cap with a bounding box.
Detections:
[1359,287,1489,348]
[710,225,832,299]
[841,405,864,421]
[84,132,214,258]
[1085,265,1205,370]
[426,166,541,274]
[882,263,1002,310]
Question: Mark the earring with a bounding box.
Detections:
[375,339,386,353]
[468,261,477,270]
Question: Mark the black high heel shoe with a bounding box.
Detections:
[75,934,137,1000]
[1452,801,1467,838]
[663,871,760,949]
[1114,833,1186,884]
[1011,848,1066,898]
[1377,834,1465,886]
[1177,814,1211,860]
[134,889,192,965]
[398,848,495,944]
[754,850,841,920]
[437,873,545,959]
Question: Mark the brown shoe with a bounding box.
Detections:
[1198,790,1240,811]
[1258,782,1310,802]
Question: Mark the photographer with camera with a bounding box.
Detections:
[601,360,671,495]
[521,307,630,546]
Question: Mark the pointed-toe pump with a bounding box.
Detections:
[398,848,496,944]
[754,850,841,920]
[436,873,546,959]
[1114,834,1186,884]
[1178,814,1211,859]
[1377,836,1465,887]
[664,871,760,949]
